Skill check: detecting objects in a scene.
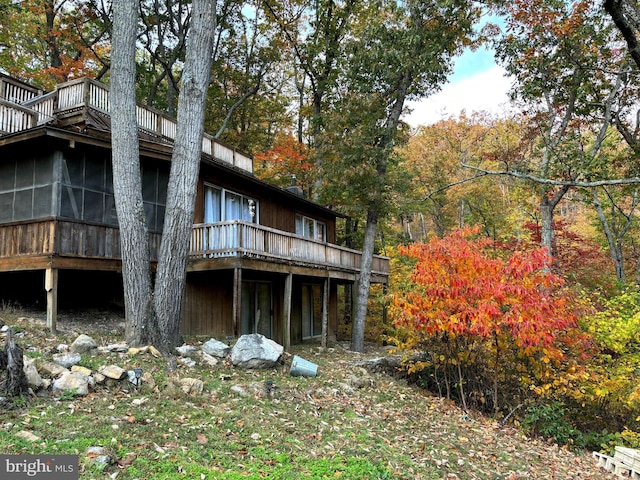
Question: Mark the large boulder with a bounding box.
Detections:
[230,334,283,369]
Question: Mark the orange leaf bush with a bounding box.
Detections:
[389,227,586,415]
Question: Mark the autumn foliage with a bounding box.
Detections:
[390,228,586,415]
[393,228,576,350]
[253,133,315,193]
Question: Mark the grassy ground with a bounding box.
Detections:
[0,308,615,479]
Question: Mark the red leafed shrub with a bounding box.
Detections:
[389,227,588,416]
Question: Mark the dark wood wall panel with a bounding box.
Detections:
[0,220,55,256]
[181,271,234,337]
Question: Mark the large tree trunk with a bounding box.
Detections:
[351,209,378,352]
[111,0,158,348]
[153,0,216,353]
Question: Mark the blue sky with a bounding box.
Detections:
[404,15,514,128]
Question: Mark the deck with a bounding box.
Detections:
[0,219,390,280]
[190,221,389,279]
[0,75,253,173]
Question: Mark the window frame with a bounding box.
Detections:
[204,183,259,224]
[295,213,326,242]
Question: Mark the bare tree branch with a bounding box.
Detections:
[460,161,640,187]
[423,172,490,200]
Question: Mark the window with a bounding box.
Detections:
[241,281,272,338]
[302,284,322,339]
[204,184,258,223]
[58,154,168,231]
[0,155,55,223]
[295,214,325,242]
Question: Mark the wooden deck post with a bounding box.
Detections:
[45,267,58,333]
[232,267,242,337]
[283,273,292,352]
[321,277,329,349]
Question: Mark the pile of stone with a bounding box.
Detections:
[17,331,284,398]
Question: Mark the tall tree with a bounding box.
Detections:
[111,0,216,353]
[0,0,110,88]
[111,0,153,346]
[321,0,479,352]
[265,0,361,195]
[604,0,640,69]
[477,0,624,258]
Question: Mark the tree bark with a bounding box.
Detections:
[111,0,158,348]
[604,0,640,70]
[153,0,216,353]
[539,185,570,260]
[2,329,28,397]
[351,209,378,352]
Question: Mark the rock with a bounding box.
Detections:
[99,365,126,380]
[35,359,68,378]
[347,367,374,389]
[71,365,92,376]
[105,343,128,353]
[56,343,69,353]
[177,378,204,395]
[175,344,198,357]
[178,357,196,367]
[230,384,248,397]
[0,324,8,333]
[52,352,81,369]
[70,334,97,354]
[53,371,90,396]
[202,338,230,358]
[16,430,40,442]
[127,346,149,356]
[149,346,162,358]
[86,446,113,468]
[200,351,219,367]
[93,373,106,385]
[230,334,283,369]
[141,372,155,390]
[22,358,43,390]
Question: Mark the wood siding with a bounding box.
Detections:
[197,166,336,243]
[0,219,162,261]
[0,220,55,256]
[181,271,234,336]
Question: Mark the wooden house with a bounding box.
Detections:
[0,74,390,347]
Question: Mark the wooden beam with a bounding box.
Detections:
[232,267,242,337]
[283,273,292,352]
[45,267,58,333]
[321,277,329,349]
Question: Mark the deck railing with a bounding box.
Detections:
[0,99,37,134]
[190,221,390,277]
[55,78,253,173]
[0,76,253,173]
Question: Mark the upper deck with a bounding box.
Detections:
[0,75,253,173]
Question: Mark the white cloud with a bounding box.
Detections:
[404,66,514,128]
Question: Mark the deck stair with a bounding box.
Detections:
[594,447,640,478]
